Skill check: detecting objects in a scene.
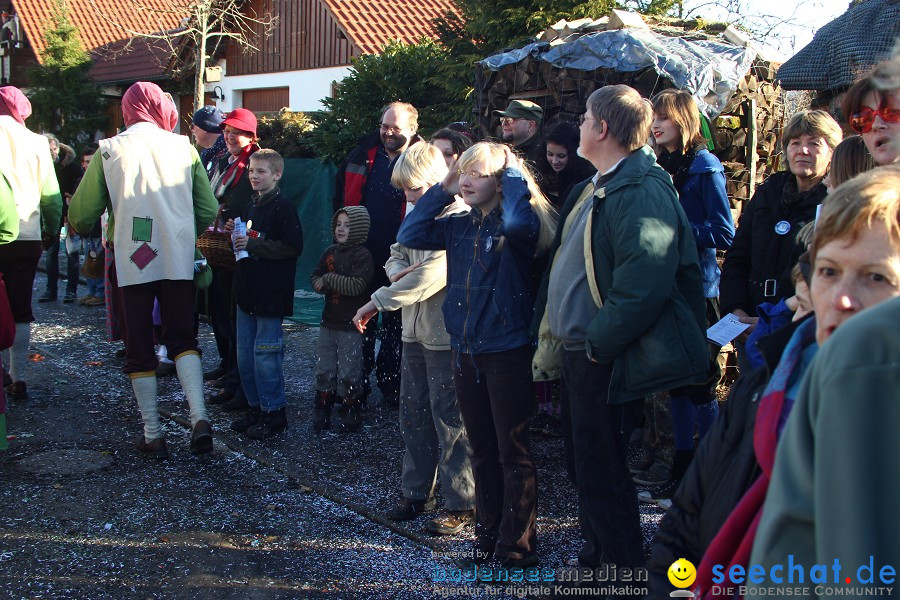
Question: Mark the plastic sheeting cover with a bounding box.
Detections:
[479,29,757,119]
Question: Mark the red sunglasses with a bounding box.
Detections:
[849,105,900,133]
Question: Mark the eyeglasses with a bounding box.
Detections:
[499,117,523,125]
[380,124,404,134]
[849,105,900,133]
[577,114,595,126]
[457,170,496,179]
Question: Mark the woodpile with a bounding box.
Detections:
[474,12,785,217]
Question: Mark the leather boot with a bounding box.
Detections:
[313,390,335,431]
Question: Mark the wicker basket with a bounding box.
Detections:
[196,228,236,271]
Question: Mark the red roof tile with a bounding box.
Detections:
[12,0,182,60]
[319,0,456,55]
[89,34,178,84]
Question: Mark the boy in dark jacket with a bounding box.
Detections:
[227,150,304,440]
[311,206,373,432]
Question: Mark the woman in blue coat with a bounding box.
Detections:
[640,89,735,503]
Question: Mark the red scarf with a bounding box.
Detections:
[214,142,258,199]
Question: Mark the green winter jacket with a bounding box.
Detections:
[533,146,709,403]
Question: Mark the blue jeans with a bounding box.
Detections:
[236,306,285,412]
[86,277,104,297]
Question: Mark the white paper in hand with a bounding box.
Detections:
[707,313,751,346]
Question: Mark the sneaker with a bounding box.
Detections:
[638,478,680,505]
[628,451,654,475]
[426,509,476,535]
[385,497,436,521]
[63,292,76,303]
[230,407,261,433]
[657,498,673,510]
[5,381,27,401]
[38,291,56,303]
[245,408,287,440]
[633,461,670,486]
[83,296,104,307]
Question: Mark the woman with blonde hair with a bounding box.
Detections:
[352,143,475,535]
[398,141,556,568]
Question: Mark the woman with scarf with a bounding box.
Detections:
[69,81,218,459]
[204,109,260,410]
[646,166,900,599]
[0,86,63,410]
[636,90,735,504]
[720,110,842,377]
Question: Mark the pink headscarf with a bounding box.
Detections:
[121,82,177,131]
[0,86,33,125]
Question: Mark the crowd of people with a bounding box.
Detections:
[0,42,898,597]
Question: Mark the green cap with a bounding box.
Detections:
[493,100,543,123]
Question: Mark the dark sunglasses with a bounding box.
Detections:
[849,105,900,133]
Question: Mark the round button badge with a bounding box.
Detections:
[774,220,791,235]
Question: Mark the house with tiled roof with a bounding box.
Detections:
[3,0,456,127]
[212,0,457,113]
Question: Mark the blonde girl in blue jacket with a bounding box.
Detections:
[398,141,556,568]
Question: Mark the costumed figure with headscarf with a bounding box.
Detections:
[69,82,218,459]
[0,86,63,421]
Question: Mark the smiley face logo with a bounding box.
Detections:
[668,558,697,589]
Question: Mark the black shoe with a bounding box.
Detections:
[230,407,261,433]
[115,348,126,360]
[498,553,539,569]
[38,291,56,303]
[313,390,335,431]
[385,497,436,521]
[203,366,226,381]
[338,402,362,433]
[208,387,236,405]
[220,392,249,412]
[453,546,494,570]
[245,408,287,440]
[638,477,681,504]
[190,420,214,455]
[209,377,227,389]
[155,361,176,377]
[5,381,27,401]
[135,435,169,459]
[63,292,76,304]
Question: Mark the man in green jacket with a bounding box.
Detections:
[532,85,708,576]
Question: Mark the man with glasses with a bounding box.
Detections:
[493,100,544,169]
[334,102,422,407]
[532,85,708,582]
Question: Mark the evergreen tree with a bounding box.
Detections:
[28,1,107,146]
[308,39,464,165]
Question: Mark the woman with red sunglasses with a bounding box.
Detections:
[842,74,900,166]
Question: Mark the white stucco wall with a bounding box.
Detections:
[205,62,351,113]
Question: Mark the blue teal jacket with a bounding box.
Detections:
[677,150,734,298]
[397,168,540,355]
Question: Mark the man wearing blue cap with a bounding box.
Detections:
[191,106,226,179]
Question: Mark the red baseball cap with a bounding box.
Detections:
[220,108,257,136]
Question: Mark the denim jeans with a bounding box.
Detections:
[236,306,285,412]
[86,277,104,297]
